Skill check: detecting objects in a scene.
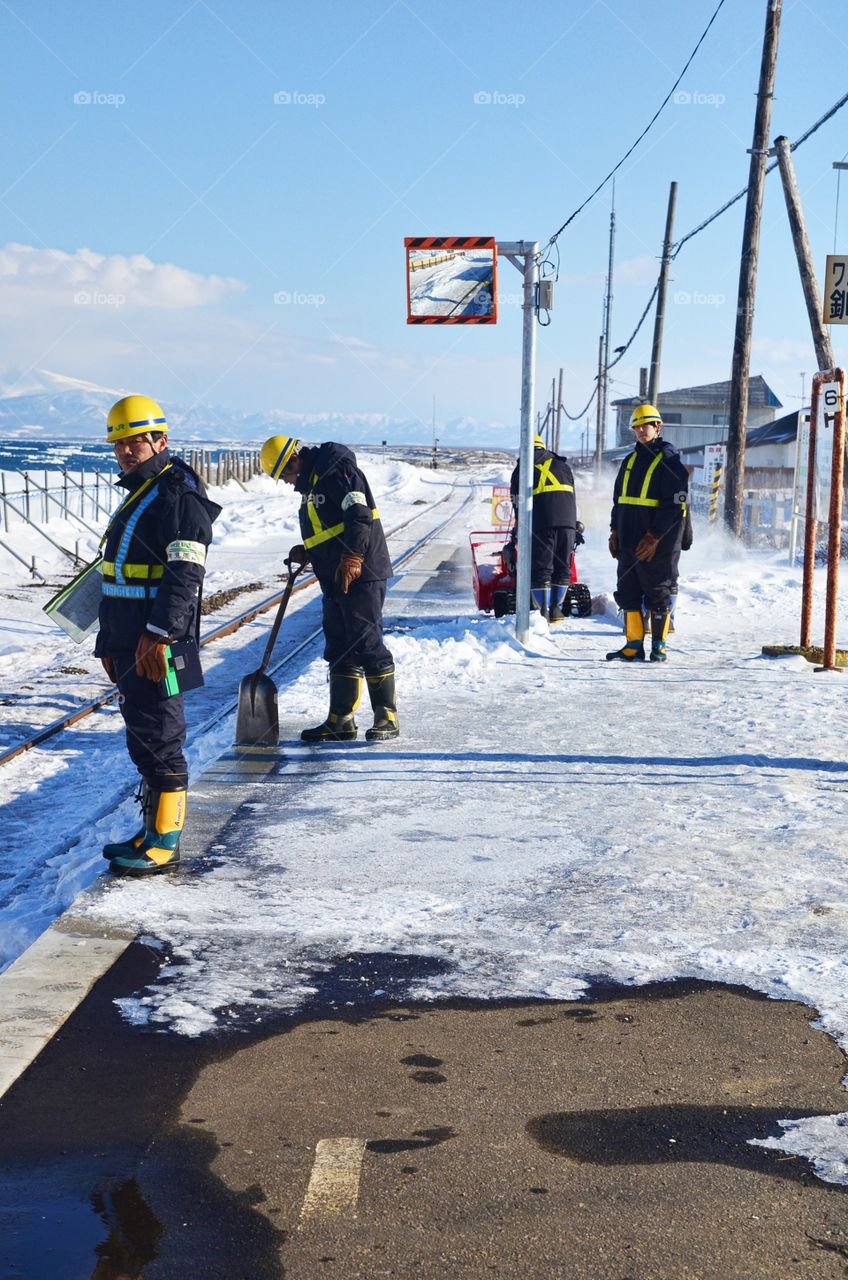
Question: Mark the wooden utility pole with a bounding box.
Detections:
[774,135,835,371]
[648,180,678,404]
[725,0,783,536]
[639,367,648,398]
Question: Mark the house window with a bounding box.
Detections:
[662,413,682,424]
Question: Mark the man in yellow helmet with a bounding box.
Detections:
[97,395,220,874]
[260,434,397,742]
[607,403,689,663]
[509,435,578,621]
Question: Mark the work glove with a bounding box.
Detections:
[635,531,660,562]
[135,630,169,682]
[575,520,585,548]
[101,655,117,683]
[288,543,310,569]
[608,530,619,559]
[335,553,364,594]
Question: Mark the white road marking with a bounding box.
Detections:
[299,1137,367,1220]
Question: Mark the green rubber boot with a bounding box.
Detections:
[103,783,151,861]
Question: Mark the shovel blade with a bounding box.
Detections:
[235,670,279,746]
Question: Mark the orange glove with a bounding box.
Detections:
[335,553,364,594]
[101,655,117,683]
[135,631,169,681]
[608,530,619,559]
[635,531,660,562]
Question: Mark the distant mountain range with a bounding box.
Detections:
[0,368,520,449]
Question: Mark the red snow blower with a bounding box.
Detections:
[469,522,591,618]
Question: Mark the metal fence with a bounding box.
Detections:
[0,448,262,580]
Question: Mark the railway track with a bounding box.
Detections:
[0,487,471,769]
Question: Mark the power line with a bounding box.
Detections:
[560,86,848,425]
[673,87,848,257]
[541,0,728,256]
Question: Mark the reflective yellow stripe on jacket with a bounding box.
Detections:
[303,476,380,550]
[617,451,662,507]
[101,562,165,581]
[533,456,574,496]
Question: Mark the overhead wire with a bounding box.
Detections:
[540,0,729,260]
[559,85,848,422]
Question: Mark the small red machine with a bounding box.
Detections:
[469,525,591,618]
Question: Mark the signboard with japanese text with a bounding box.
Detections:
[824,256,848,324]
[814,380,845,508]
[491,484,512,526]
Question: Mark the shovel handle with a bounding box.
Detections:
[256,560,305,675]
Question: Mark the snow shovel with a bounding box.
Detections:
[235,560,304,746]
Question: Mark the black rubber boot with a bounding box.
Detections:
[365,667,399,741]
[301,671,362,743]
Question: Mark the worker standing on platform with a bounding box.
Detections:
[607,403,689,663]
[510,436,577,622]
[260,435,398,742]
[97,395,220,875]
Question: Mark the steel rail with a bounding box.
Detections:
[0,488,468,768]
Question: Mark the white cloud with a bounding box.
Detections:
[0,241,246,309]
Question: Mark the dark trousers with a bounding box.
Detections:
[615,551,676,613]
[531,526,575,588]
[320,578,393,676]
[111,651,188,790]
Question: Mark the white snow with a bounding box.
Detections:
[4,462,848,1185]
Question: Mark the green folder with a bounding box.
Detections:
[43,557,103,644]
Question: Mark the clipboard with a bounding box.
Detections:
[43,557,103,643]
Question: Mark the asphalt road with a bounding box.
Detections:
[2,942,848,1280]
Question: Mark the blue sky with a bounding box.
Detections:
[0,0,846,446]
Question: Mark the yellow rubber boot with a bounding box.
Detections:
[606,611,646,662]
[109,789,186,876]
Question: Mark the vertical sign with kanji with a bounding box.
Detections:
[824,256,848,324]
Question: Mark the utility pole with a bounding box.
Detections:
[594,333,605,476]
[554,367,563,453]
[725,0,783,536]
[774,135,835,371]
[648,180,678,404]
[598,193,616,474]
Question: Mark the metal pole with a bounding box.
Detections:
[648,180,678,404]
[594,334,605,477]
[801,379,820,648]
[554,367,563,454]
[599,199,616,465]
[821,368,846,670]
[774,136,835,371]
[516,243,539,645]
[725,0,783,536]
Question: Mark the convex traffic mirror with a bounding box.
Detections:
[404,237,498,323]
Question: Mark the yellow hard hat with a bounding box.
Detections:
[629,402,663,430]
[261,435,300,479]
[106,394,168,443]
[533,434,545,447]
